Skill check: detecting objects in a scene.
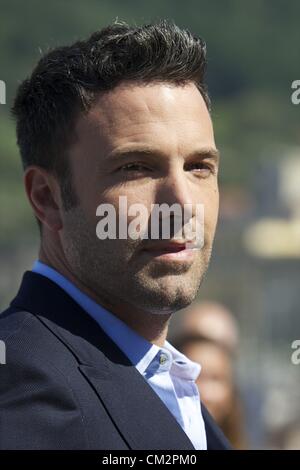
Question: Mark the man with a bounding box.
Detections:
[0,20,231,450]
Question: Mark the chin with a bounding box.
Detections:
[133,279,200,315]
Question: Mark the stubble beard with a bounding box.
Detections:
[62,205,213,315]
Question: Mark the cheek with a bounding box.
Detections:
[98,181,155,203]
[202,186,219,234]
[94,185,156,237]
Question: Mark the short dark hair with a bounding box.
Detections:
[12,20,210,211]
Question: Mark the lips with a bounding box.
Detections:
[142,241,197,267]
[143,242,187,254]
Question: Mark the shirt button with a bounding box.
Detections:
[159,353,168,365]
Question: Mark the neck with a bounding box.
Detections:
[39,246,171,348]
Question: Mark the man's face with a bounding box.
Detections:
[60,82,219,314]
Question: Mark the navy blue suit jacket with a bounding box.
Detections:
[0,272,231,450]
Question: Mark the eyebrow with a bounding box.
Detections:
[105,146,220,163]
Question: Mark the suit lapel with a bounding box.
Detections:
[78,362,195,450]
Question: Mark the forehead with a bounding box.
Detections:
[73,82,214,153]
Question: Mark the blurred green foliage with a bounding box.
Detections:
[0,0,299,242]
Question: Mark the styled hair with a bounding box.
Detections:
[12,20,210,210]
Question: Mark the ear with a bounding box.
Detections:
[24,166,63,231]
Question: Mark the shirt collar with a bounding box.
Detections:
[166,340,201,380]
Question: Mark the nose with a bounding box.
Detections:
[154,166,194,208]
[150,166,199,241]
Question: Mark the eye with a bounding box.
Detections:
[120,162,148,172]
[116,162,153,180]
[185,161,215,177]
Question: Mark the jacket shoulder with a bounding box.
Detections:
[0,308,88,449]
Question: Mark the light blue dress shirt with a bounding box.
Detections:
[32,260,207,450]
